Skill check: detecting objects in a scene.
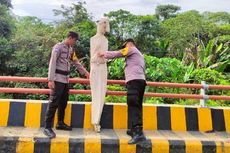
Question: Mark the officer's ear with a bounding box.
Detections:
[69,37,78,43]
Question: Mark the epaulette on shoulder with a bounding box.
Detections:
[53,43,62,52]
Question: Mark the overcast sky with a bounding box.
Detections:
[11,0,230,23]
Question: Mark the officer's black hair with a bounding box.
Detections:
[67,31,79,40]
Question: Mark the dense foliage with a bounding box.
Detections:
[0,1,229,105]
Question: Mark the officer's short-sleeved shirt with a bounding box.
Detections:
[104,46,145,83]
[48,42,87,83]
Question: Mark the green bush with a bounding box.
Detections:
[144,55,186,82]
[0,93,13,99]
[190,68,230,95]
[174,99,230,107]
[72,83,91,102]
[106,96,126,103]
[144,55,190,104]
[106,84,126,103]
[190,68,228,84]
[144,97,165,104]
[4,82,49,100]
[107,58,125,80]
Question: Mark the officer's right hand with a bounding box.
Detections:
[98,52,105,57]
[48,81,55,89]
[85,71,90,79]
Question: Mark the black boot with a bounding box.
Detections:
[126,129,133,137]
[128,126,146,144]
[56,122,72,131]
[43,128,56,139]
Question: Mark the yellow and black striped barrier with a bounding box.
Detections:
[0,127,230,153]
[0,99,230,132]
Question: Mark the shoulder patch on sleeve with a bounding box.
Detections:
[119,47,129,56]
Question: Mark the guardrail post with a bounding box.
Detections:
[200,81,209,107]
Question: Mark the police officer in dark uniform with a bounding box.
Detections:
[43,31,89,139]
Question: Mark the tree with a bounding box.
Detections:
[203,12,230,45]
[0,4,15,75]
[105,10,161,55]
[134,15,161,55]
[53,1,92,28]
[182,37,229,72]
[204,12,230,24]
[155,4,181,20]
[176,11,230,72]
[0,0,12,8]
[162,10,216,58]
[8,16,54,76]
[105,9,136,49]
[0,37,13,75]
[0,5,15,38]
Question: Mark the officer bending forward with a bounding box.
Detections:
[98,38,146,144]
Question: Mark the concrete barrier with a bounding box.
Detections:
[1,99,230,132]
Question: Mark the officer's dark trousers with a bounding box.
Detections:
[45,81,69,128]
[127,79,146,129]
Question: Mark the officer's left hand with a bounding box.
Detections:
[48,81,55,89]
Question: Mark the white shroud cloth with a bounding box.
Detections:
[90,34,108,125]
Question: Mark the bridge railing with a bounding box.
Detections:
[0,76,229,106]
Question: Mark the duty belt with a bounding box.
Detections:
[55,69,70,76]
